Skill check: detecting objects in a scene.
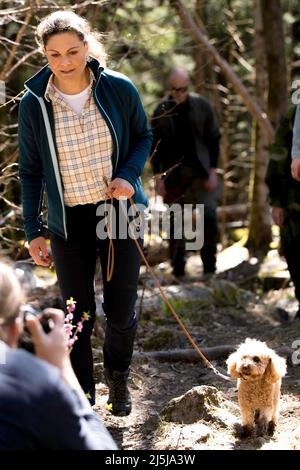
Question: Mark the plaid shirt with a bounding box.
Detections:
[45,72,113,206]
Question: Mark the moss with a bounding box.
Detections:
[160,297,214,325]
[143,329,180,351]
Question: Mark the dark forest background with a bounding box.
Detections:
[1,0,300,260]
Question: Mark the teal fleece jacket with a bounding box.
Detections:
[18,58,152,242]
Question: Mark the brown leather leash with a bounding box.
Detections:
[102,178,231,381]
[103,196,115,282]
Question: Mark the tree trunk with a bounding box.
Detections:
[133,346,236,363]
[247,0,272,255]
[133,346,292,363]
[193,0,206,95]
[261,0,287,128]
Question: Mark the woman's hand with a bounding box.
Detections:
[106,178,134,199]
[291,159,300,181]
[271,206,285,227]
[29,236,53,267]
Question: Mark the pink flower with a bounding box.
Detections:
[66,297,77,313]
[64,324,73,335]
[65,298,90,353]
[65,313,74,322]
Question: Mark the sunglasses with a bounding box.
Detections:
[171,86,188,93]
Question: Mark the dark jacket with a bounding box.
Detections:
[18,58,152,242]
[0,342,117,450]
[151,93,220,177]
[266,105,300,211]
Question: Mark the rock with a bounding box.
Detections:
[136,282,214,312]
[218,259,259,284]
[271,307,290,323]
[142,328,186,351]
[13,262,37,292]
[142,239,169,266]
[180,423,211,443]
[260,273,290,292]
[161,385,224,424]
[210,279,241,307]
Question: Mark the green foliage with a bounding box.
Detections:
[160,297,215,326]
[1,0,299,255]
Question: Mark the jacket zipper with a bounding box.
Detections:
[93,69,120,172]
[24,85,67,239]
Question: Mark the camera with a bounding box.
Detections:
[18,304,53,354]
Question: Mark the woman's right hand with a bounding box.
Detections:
[29,236,53,267]
[271,206,285,227]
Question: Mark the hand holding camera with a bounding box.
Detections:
[24,307,80,390]
[24,308,68,370]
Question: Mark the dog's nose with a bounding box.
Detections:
[242,364,251,372]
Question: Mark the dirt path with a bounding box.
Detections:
[94,285,300,450]
[25,250,300,450]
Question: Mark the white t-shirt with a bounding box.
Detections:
[53,85,90,117]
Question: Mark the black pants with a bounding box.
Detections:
[167,171,220,276]
[169,205,219,275]
[50,202,142,400]
[281,214,300,304]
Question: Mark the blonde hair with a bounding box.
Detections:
[36,10,107,66]
[0,262,24,326]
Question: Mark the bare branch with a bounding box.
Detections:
[170,0,274,143]
[0,9,33,81]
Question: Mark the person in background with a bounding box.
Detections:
[18,10,152,415]
[266,104,300,320]
[151,69,221,279]
[291,102,300,180]
[0,261,117,449]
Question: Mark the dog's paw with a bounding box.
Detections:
[239,424,253,439]
[267,420,276,436]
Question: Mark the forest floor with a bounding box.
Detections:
[24,244,300,451]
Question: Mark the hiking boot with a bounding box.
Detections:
[104,369,132,416]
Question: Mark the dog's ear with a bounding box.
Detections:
[264,353,287,383]
[226,352,239,379]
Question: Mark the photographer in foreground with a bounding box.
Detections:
[0,262,117,450]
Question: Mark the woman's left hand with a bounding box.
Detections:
[106,178,135,199]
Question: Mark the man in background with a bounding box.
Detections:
[151,69,221,278]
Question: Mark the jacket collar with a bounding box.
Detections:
[24,57,104,98]
[44,68,95,103]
